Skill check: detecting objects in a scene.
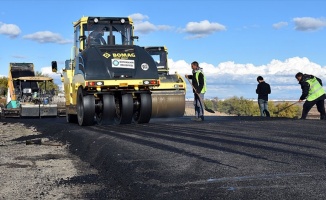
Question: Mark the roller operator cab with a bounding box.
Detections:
[52,16,160,126]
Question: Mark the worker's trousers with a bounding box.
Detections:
[301,95,326,119]
[258,99,269,117]
[194,93,204,119]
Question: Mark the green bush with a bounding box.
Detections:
[204,96,301,118]
[0,77,8,96]
[271,102,301,118]
[217,96,258,116]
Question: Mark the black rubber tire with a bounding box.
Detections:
[77,88,95,126]
[96,94,115,125]
[114,93,133,124]
[133,93,152,124]
[66,113,78,123]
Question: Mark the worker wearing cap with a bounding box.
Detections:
[256,76,271,117]
[295,72,326,119]
[185,61,206,121]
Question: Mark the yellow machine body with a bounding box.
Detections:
[53,16,161,125]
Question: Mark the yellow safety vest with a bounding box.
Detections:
[306,77,325,101]
[195,71,207,93]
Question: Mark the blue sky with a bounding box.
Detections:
[1,0,326,100]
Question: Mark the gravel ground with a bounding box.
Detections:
[0,121,103,199]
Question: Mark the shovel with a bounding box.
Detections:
[186,77,215,113]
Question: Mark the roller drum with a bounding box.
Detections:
[151,91,185,118]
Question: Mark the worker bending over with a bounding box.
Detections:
[295,72,326,120]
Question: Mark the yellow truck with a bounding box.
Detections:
[3,63,58,118]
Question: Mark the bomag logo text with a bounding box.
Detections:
[113,53,136,58]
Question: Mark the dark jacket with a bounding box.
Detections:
[298,74,324,100]
[188,70,204,94]
[256,81,271,101]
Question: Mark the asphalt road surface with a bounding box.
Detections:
[2,116,326,200]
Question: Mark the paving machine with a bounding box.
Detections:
[52,16,161,126]
[3,63,58,118]
[144,46,186,117]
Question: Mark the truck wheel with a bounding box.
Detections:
[133,93,152,124]
[77,88,95,126]
[114,93,133,124]
[96,94,115,125]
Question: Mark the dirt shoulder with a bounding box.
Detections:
[0,121,103,199]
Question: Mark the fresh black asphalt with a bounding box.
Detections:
[4,116,326,200]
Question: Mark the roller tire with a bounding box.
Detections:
[114,93,133,124]
[133,93,152,124]
[96,94,115,125]
[77,88,95,126]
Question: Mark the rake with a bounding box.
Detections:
[186,77,215,113]
[274,102,299,115]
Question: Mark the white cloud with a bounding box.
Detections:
[23,31,72,44]
[170,57,326,79]
[157,25,172,31]
[40,66,63,79]
[183,20,226,39]
[130,14,226,38]
[129,13,172,34]
[293,17,326,31]
[273,21,288,29]
[168,57,326,99]
[12,55,27,59]
[133,21,157,34]
[129,13,149,22]
[41,66,56,76]
[0,22,21,38]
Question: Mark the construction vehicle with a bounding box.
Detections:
[144,46,186,117]
[52,16,161,126]
[2,63,59,118]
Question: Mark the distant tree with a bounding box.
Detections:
[214,96,301,118]
[35,71,59,93]
[0,77,8,96]
[217,96,258,116]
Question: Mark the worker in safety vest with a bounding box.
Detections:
[295,72,326,120]
[185,61,207,121]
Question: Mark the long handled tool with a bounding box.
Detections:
[186,77,215,113]
[274,101,299,115]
